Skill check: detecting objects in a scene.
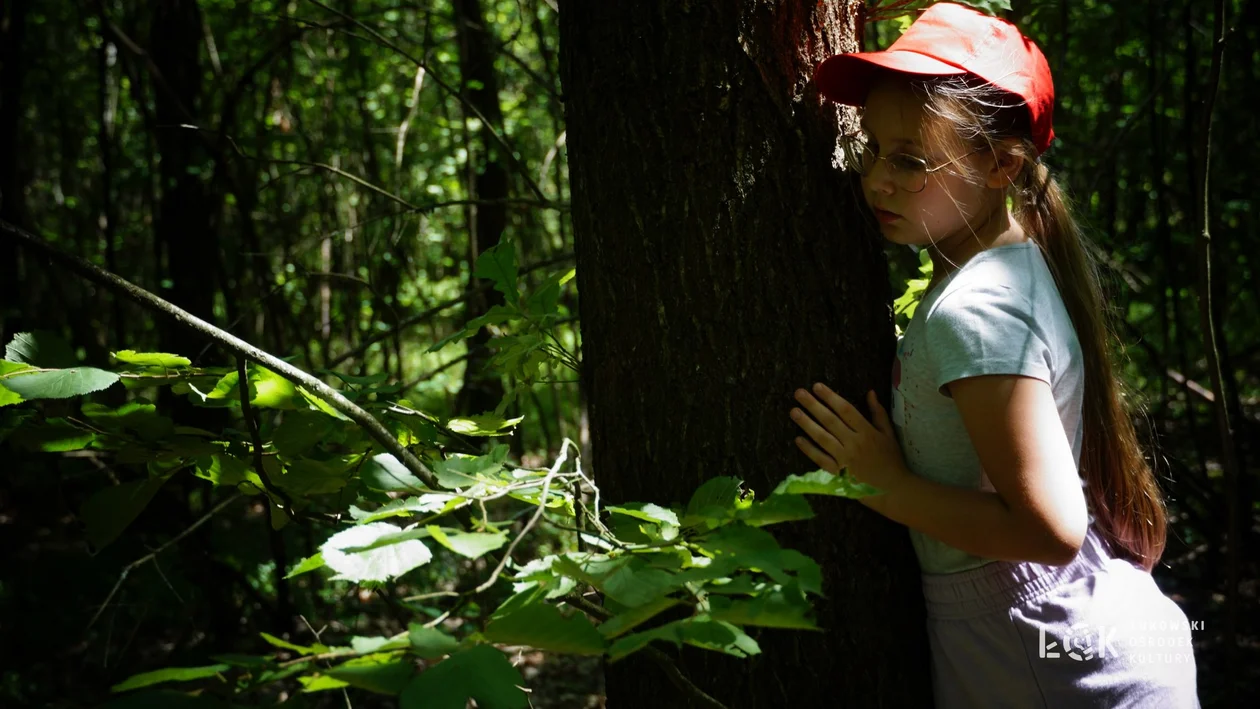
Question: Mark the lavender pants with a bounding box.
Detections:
[922,525,1200,708]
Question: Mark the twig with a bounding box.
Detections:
[236,357,296,517]
[1192,0,1242,701]
[474,438,569,593]
[86,494,243,633]
[0,219,442,492]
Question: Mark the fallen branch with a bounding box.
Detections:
[0,218,441,491]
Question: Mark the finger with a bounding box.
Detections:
[790,407,845,459]
[795,388,857,444]
[794,435,840,475]
[809,383,873,436]
[868,389,894,435]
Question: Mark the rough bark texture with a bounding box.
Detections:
[559,1,932,706]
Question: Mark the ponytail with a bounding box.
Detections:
[1014,160,1168,572]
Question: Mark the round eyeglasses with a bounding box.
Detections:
[840,132,986,193]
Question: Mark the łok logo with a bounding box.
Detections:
[1039,623,1118,661]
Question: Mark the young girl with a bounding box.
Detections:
[787,4,1199,707]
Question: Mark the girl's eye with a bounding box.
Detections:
[889,154,927,173]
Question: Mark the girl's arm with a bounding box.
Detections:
[866,374,1089,566]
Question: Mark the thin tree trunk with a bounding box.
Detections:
[453,0,510,420]
[560,1,927,705]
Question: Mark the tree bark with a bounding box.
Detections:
[0,0,30,342]
[559,1,929,706]
[453,0,511,423]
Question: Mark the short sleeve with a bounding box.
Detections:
[923,283,1053,396]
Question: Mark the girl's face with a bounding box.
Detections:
[858,79,996,248]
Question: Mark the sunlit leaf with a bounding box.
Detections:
[110,664,230,693]
[111,350,192,368]
[320,522,433,583]
[425,526,509,559]
[444,413,523,436]
[771,469,882,498]
[1,367,119,400]
[284,552,326,579]
[5,330,77,367]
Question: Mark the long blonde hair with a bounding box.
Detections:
[911,74,1168,572]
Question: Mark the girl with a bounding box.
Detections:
[787,4,1200,707]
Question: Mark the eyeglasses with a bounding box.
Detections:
[840,132,986,193]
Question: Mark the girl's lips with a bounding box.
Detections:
[874,208,901,224]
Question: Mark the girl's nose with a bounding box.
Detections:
[863,166,896,197]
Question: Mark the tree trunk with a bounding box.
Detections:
[559,1,930,706]
[0,0,30,342]
[453,0,510,423]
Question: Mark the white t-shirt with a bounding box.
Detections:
[891,241,1086,575]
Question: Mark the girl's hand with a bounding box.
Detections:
[789,383,911,495]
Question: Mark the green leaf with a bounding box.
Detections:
[525,268,574,318]
[606,502,680,527]
[259,632,328,656]
[326,654,414,695]
[298,674,350,692]
[5,330,77,367]
[349,635,410,654]
[596,596,681,639]
[399,645,528,709]
[735,494,815,527]
[607,618,760,662]
[82,401,175,442]
[81,475,171,550]
[279,456,357,495]
[426,526,509,559]
[349,493,461,524]
[298,385,349,419]
[445,413,523,436]
[10,418,95,451]
[474,240,519,299]
[484,603,606,655]
[320,522,433,583]
[272,410,335,456]
[110,664,231,692]
[408,624,460,659]
[249,365,298,409]
[432,445,508,488]
[771,470,882,498]
[0,383,23,407]
[1,367,119,399]
[192,454,258,488]
[360,453,426,492]
[111,350,192,368]
[284,552,326,579]
[708,586,818,629]
[684,476,744,521]
[695,524,823,596]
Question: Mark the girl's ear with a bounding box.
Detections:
[983,138,1025,189]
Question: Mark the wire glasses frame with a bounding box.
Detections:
[840,132,986,193]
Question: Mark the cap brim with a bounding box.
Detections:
[815,50,968,105]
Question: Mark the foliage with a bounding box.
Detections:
[1,314,883,705]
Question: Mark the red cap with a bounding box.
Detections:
[815,2,1055,154]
